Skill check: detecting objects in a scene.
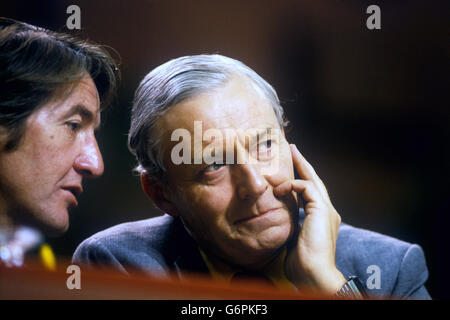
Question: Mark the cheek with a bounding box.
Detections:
[29,128,75,172]
[175,180,235,237]
[184,183,233,218]
[277,141,295,179]
[3,129,58,187]
[274,142,298,208]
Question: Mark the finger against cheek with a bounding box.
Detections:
[291,180,321,204]
[265,172,290,188]
[290,144,315,181]
[273,180,293,197]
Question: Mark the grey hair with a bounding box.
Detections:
[128,54,288,179]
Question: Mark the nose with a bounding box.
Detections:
[74,134,104,178]
[235,163,268,200]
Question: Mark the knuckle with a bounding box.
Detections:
[305,180,314,189]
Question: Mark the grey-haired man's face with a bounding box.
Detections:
[153,75,298,268]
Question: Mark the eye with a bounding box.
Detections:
[258,139,272,152]
[66,121,81,132]
[203,162,225,173]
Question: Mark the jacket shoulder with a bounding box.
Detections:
[336,223,430,299]
[72,215,178,275]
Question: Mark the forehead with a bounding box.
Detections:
[46,75,101,116]
[159,75,278,134]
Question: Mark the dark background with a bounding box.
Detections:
[1,0,448,298]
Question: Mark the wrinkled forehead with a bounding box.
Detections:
[157,75,279,136]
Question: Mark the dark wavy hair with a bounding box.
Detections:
[0,17,120,151]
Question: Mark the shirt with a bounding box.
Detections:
[199,247,294,291]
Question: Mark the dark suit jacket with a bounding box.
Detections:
[73,211,431,299]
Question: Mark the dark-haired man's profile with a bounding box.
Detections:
[0,18,119,268]
[74,54,430,299]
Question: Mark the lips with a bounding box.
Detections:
[61,185,83,207]
[234,207,282,224]
[62,185,83,197]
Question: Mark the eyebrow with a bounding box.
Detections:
[62,105,101,128]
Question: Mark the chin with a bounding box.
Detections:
[248,226,292,260]
[238,227,290,257]
[233,242,287,270]
[49,221,69,236]
[35,221,68,237]
[37,209,70,236]
[258,230,290,250]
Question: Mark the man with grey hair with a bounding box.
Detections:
[73,54,430,299]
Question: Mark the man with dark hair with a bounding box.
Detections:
[74,54,430,299]
[0,18,119,267]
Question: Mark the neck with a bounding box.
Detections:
[205,245,284,271]
[241,248,285,271]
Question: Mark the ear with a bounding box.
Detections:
[140,174,180,217]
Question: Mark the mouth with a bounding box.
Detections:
[61,185,83,207]
[234,207,282,224]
